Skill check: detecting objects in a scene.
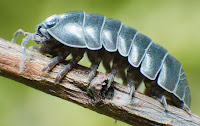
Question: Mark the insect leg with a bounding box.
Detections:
[87,49,104,82]
[102,53,120,93]
[155,93,168,112]
[102,52,113,73]
[55,49,85,83]
[127,70,135,97]
[144,79,168,111]
[86,49,105,97]
[159,95,168,111]
[182,103,191,113]
[127,67,144,97]
[42,54,68,72]
[117,57,128,85]
[44,49,72,72]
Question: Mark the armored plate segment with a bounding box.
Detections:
[157,54,182,92]
[128,33,152,67]
[174,68,191,108]
[102,19,122,52]
[173,70,188,100]
[84,14,105,50]
[140,43,168,80]
[184,86,191,108]
[117,25,137,57]
[47,12,86,48]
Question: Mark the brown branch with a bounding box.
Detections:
[0,38,199,126]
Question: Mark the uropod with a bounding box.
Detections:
[12,11,191,112]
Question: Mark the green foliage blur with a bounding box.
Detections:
[0,0,200,125]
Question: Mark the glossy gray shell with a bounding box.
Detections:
[39,11,191,109]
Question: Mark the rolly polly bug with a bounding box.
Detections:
[12,11,191,112]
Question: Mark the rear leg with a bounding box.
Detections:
[87,51,114,99]
[159,95,168,111]
[86,49,105,97]
[102,53,120,94]
[102,52,114,73]
[182,103,191,113]
[86,49,105,83]
[116,57,128,85]
[144,79,168,111]
[103,56,128,88]
[127,67,144,97]
[55,49,85,83]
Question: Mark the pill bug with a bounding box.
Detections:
[12,11,191,112]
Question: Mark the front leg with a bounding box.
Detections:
[55,49,85,83]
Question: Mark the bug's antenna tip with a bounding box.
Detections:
[12,38,16,43]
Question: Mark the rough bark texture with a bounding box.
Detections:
[0,38,200,126]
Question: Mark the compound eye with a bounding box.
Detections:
[44,15,58,28]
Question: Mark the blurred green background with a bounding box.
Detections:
[0,0,200,126]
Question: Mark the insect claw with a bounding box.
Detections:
[87,64,98,83]
[55,63,72,83]
[160,95,168,112]
[101,69,117,95]
[41,65,49,72]
[55,74,61,83]
[129,85,135,98]
[42,56,66,72]
[127,78,136,98]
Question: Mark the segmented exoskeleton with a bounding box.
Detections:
[12,11,191,112]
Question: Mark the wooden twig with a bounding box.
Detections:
[0,38,199,126]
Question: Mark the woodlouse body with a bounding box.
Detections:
[12,11,191,112]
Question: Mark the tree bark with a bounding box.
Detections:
[0,38,199,126]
